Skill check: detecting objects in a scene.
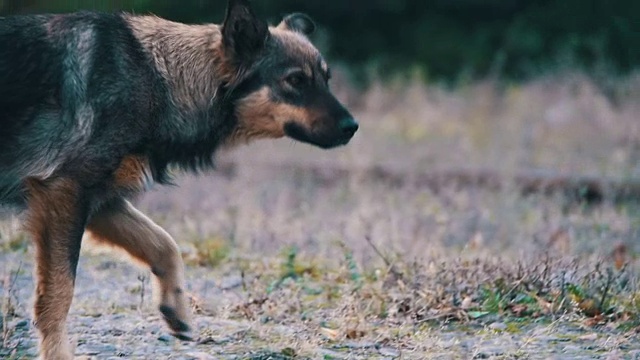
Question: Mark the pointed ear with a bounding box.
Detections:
[277,13,316,36]
[222,0,269,64]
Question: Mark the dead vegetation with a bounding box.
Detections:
[217,243,639,333]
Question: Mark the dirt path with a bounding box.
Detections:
[2,250,638,360]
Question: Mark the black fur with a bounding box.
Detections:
[0,12,164,203]
[0,11,239,204]
[222,0,269,68]
[281,13,316,35]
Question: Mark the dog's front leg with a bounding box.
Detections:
[86,198,191,340]
[25,178,89,360]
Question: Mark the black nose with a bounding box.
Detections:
[339,117,359,137]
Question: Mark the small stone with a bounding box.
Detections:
[437,338,458,349]
[318,348,347,359]
[474,347,504,358]
[378,346,401,358]
[562,345,582,353]
[220,275,243,290]
[13,319,29,329]
[627,350,640,359]
[605,350,623,360]
[578,333,598,341]
[477,314,501,325]
[488,322,507,331]
[76,343,117,356]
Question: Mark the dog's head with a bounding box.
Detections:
[221,0,358,149]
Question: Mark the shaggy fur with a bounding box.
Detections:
[0,0,357,358]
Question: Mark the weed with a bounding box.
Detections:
[338,242,363,291]
[0,234,28,253]
[191,235,231,268]
[1,263,21,355]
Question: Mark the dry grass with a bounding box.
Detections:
[1,71,640,358]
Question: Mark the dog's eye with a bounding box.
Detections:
[285,72,306,87]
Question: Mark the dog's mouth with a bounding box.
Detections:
[283,122,353,149]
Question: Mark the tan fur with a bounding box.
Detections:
[25,178,82,360]
[226,86,318,145]
[320,60,329,75]
[270,26,330,80]
[125,15,229,111]
[126,16,322,136]
[271,27,320,63]
[125,16,331,152]
[85,200,190,335]
[113,155,152,191]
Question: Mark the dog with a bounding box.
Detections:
[0,0,358,358]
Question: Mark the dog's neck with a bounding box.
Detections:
[125,15,243,178]
[124,15,232,113]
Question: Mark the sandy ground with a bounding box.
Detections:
[2,250,639,360]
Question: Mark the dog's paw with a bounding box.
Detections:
[159,305,191,336]
[171,331,194,342]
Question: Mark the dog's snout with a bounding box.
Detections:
[339,117,359,137]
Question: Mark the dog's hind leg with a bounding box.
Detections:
[86,198,192,340]
[25,178,89,360]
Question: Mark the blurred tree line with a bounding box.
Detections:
[1,0,638,85]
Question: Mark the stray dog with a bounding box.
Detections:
[0,0,358,358]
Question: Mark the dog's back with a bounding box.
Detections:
[0,12,164,205]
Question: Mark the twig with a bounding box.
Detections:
[415,308,469,324]
[137,274,147,312]
[364,236,403,280]
[364,236,391,267]
[233,296,269,320]
[598,268,614,313]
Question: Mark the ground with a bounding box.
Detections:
[1,73,640,359]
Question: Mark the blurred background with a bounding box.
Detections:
[1,0,638,257]
[2,0,639,86]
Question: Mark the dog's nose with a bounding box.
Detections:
[339,117,359,137]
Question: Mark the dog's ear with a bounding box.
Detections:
[277,13,316,36]
[222,0,269,64]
